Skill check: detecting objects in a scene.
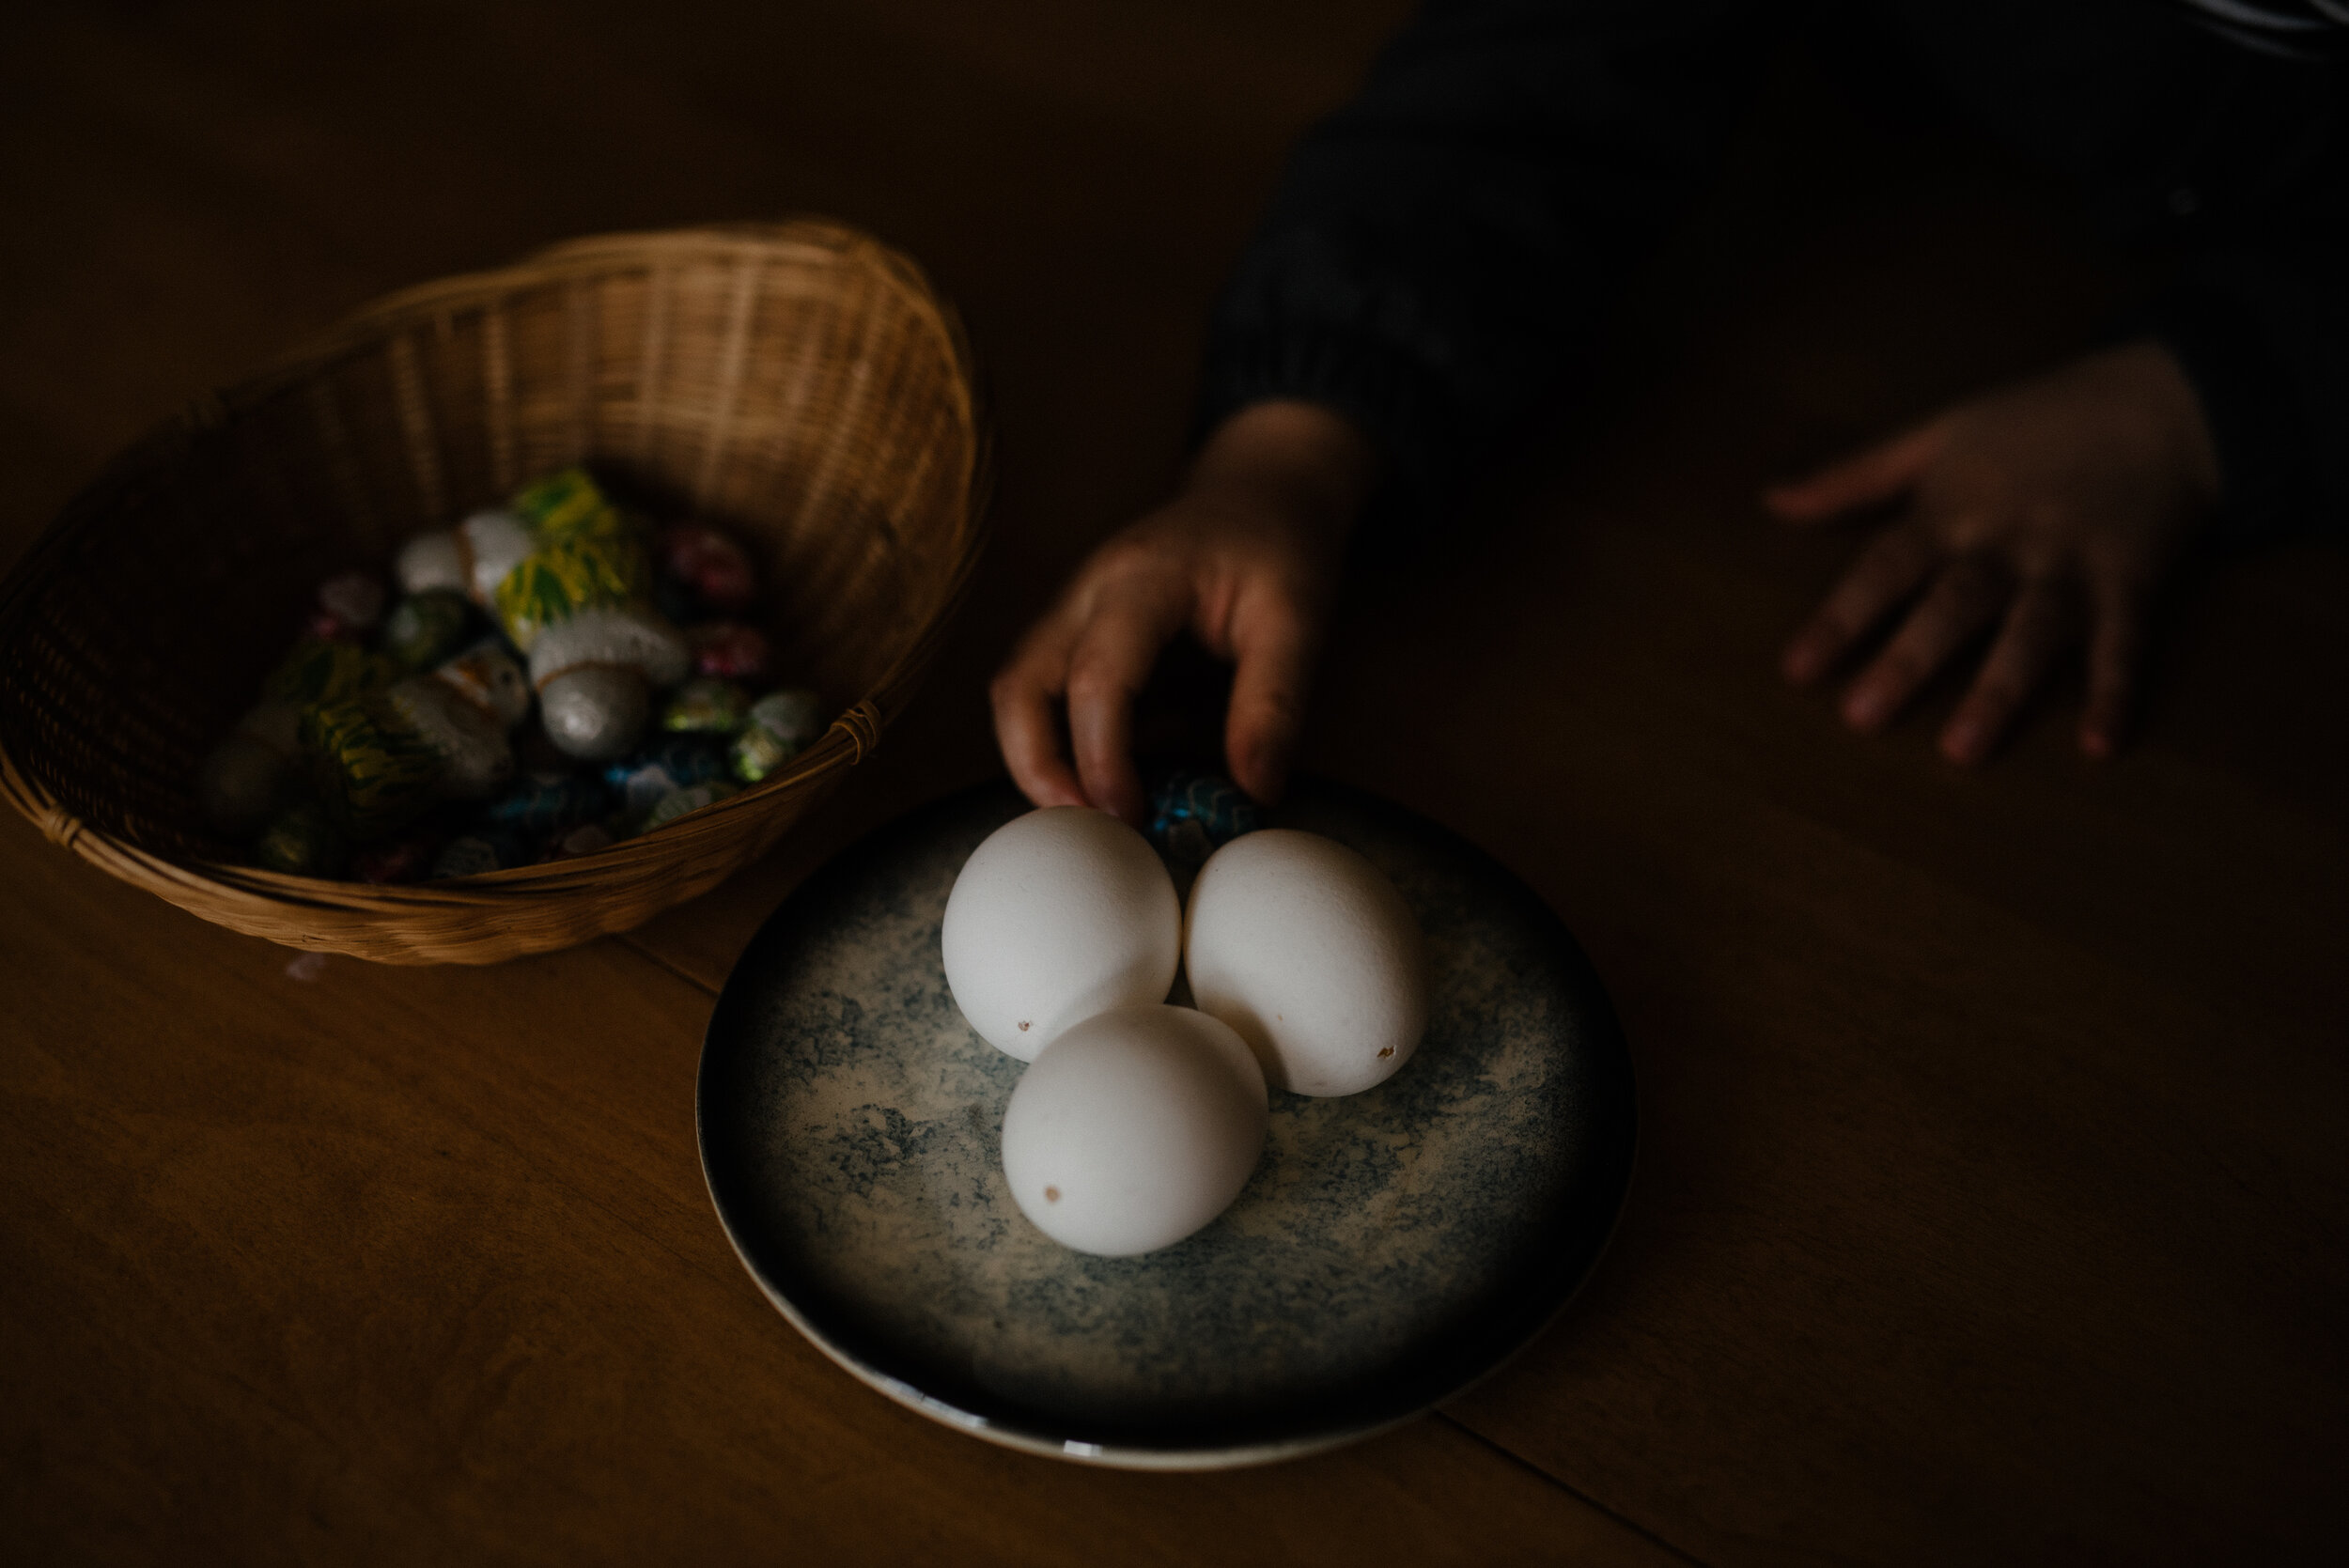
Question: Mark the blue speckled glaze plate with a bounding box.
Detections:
[697,780,1635,1468]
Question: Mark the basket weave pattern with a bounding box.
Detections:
[0,222,989,963]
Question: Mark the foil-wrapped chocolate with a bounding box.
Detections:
[529,605,688,761]
[265,637,398,707]
[379,589,477,672]
[198,638,398,840]
[1145,769,1264,891]
[351,824,446,885]
[481,773,614,837]
[604,736,728,818]
[307,572,389,643]
[544,821,616,862]
[511,467,633,551]
[431,827,530,879]
[494,536,650,654]
[659,521,757,616]
[303,636,527,837]
[254,800,350,878]
[685,622,770,682]
[196,701,303,839]
[730,689,825,784]
[641,779,739,832]
[1147,770,1263,850]
[300,695,445,839]
[661,676,752,736]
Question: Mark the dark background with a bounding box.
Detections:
[4,3,2343,1563]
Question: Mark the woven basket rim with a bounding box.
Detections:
[0,217,994,916]
[214,220,967,419]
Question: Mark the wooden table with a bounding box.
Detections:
[5,4,2342,1562]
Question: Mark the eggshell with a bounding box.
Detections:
[941,807,1179,1060]
[1183,828,1428,1096]
[1001,1003,1267,1256]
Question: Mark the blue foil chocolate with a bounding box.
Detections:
[480,773,614,836]
[1147,770,1262,854]
[1145,769,1263,891]
[603,736,728,818]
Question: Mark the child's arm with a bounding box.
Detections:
[993,0,1769,812]
[991,402,1375,823]
[1196,0,1768,528]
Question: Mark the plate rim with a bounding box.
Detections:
[695,778,1638,1468]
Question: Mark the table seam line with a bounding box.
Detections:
[1433,1410,1711,1568]
[616,931,723,999]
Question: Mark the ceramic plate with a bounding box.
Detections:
[697,780,1635,1467]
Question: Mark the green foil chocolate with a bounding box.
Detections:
[510,467,630,550]
[380,589,476,672]
[302,695,443,839]
[730,689,825,783]
[264,637,398,707]
[492,536,650,651]
[253,800,349,878]
[661,677,752,736]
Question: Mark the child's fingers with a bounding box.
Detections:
[1764,421,1947,525]
[1841,553,2010,732]
[1221,593,1318,807]
[1781,519,1939,684]
[989,622,1089,810]
[2080,574,2147,760]
[1064,588,1188,824]
[1939,578,2072,765]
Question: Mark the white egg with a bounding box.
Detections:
[1000,1003,1268,1256]
[941,807,1180,1060]
[1183,828,1428,1097]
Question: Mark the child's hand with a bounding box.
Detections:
[991,402,1375,820]
[1767,340,2221,763]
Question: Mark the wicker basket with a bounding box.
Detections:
[0,221,990,964]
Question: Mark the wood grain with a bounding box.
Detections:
[0,804,1676,1567]
[4,2,2342,1564]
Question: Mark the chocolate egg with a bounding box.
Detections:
[254,800,349,878]
[661,676,752,736]
[640,779,739,832]
[730,689,825,783]
[380,590,476,672]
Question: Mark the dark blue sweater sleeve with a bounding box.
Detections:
[1880,0,2349,545]
[1196,0,1769,528]
[2140,197,2349,549]
[1203,0,2347,546]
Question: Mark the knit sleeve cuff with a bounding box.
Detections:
[2130,282,2323,551]
[1193,325,1465,540]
